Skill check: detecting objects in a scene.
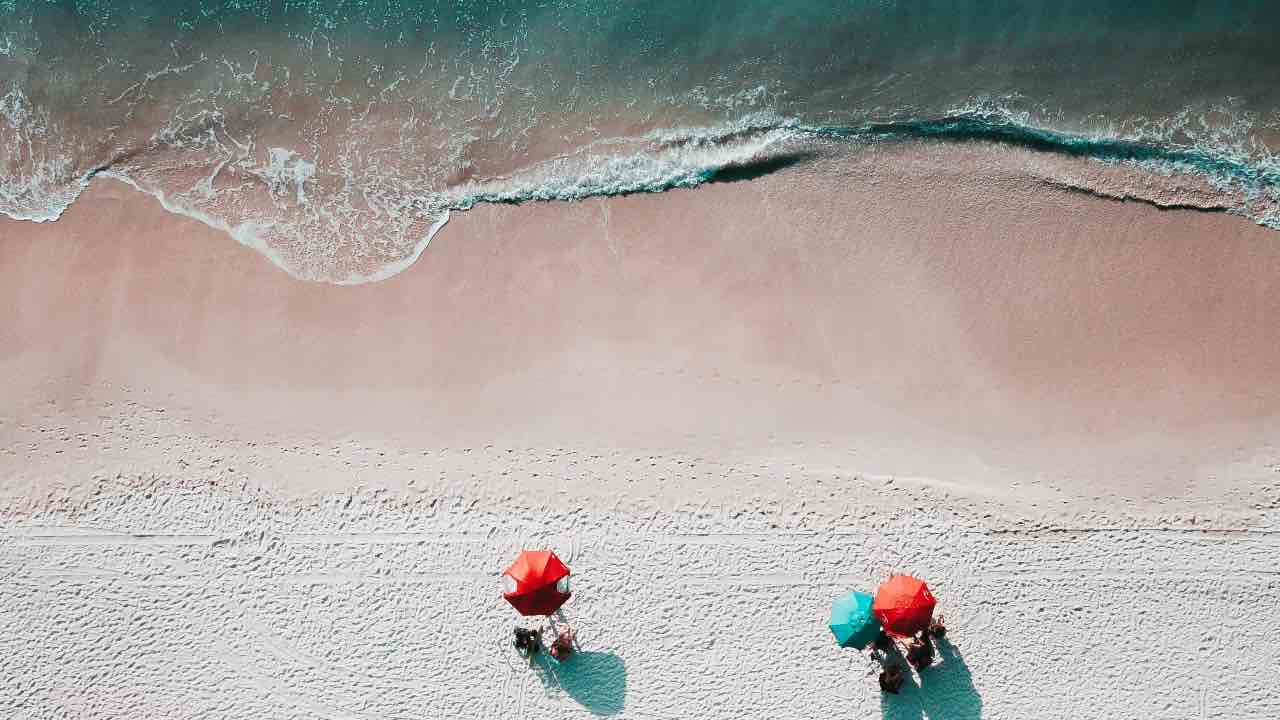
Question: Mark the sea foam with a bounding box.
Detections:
[0,87,90,223]
[3,92,1279,283]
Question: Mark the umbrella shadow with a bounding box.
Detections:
[877,644,925,720]
[879,671,926,720]
[918,638,982,720]
[533,651,627,716]
[878,638,981,720]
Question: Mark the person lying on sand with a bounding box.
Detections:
[513,627,542,657]
[879,664,906,694]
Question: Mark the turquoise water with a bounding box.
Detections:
[2,1,1278,280]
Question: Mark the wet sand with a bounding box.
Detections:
[4,141,1280,513]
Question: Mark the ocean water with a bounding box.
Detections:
[2,1,1278,282]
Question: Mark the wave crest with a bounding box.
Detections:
[3,94,1279,283]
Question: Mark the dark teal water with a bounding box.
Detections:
[3,1,1278,280]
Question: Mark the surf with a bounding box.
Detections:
[3,104,1279,283]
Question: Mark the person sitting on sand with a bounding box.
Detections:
[879,663,906,694]
[873,631,894,654]
[513,627,542,657]
[549,626,576,661]
[906,634,934,670]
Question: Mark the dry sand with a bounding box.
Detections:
[3,141,1280,719]
[5,484,1278,720]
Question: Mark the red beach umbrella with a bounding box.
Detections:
[502,550,572,616]
[872,575,936,637]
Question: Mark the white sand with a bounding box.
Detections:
[3,478,1278,719]
[4,141,1280,718]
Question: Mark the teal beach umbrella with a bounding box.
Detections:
[829,591,880,649]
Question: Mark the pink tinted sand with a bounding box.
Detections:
[4,142,1280,508]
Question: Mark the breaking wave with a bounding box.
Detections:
[3,95,1279,283]
[5,0,1280,283]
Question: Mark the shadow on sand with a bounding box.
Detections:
[879,638,982,720]
[534,651,627,716]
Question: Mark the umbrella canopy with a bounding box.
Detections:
[502,549,571,616]
[872,575,936,637]
[829,591,880,649]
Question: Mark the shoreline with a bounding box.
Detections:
[6,134,1280,720]
[5,141,1280,516]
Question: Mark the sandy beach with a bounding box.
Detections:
[6,142,1280,507]
[5,141,1280,718]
